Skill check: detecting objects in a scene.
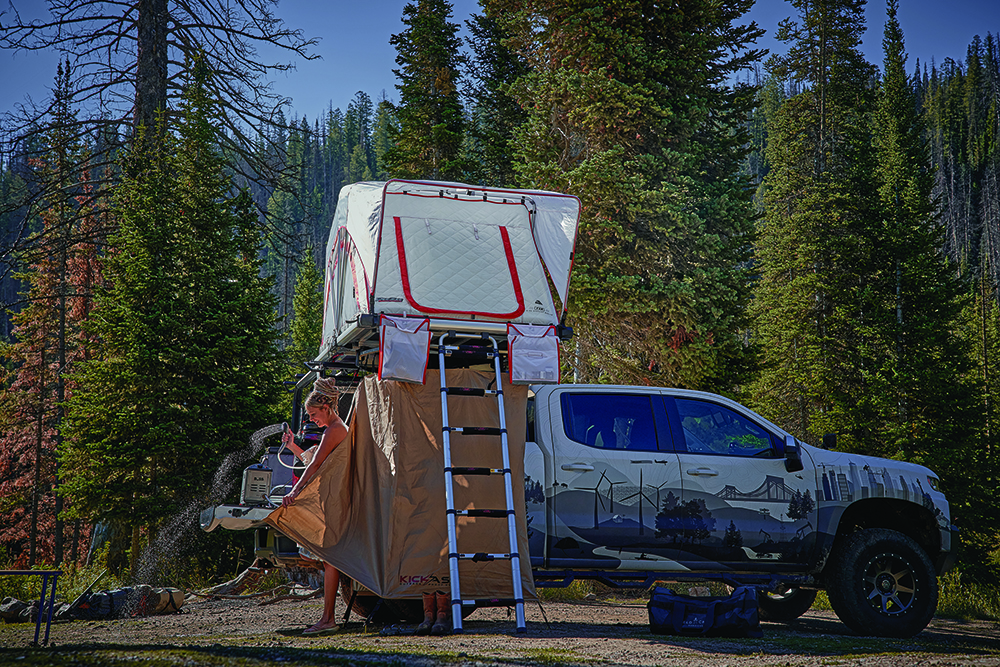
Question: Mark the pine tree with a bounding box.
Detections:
[280,251,323,415]
[497,0,763,391]
[384,0,467,180]
[860,0,981,462]
[0,61,100,567]
[324,106,348,199]
[1,162,30,343]
[750,0,878,440]
[344,92,376,182]
[463,8,528,187]
[60,61,282,569]
[371,96,400,181]
[957,283,1000,582]
[265,116,323,335]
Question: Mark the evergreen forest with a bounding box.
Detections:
[1,0,999,597]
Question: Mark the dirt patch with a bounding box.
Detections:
[2,593,1000,666]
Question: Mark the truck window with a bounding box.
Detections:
[560,393,660,451]
[674,398,775,457]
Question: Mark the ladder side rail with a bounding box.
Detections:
[438,334,463,630]
[490,336,527,633]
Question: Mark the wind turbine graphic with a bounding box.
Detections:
[576,470,611,529]
[621,469,656,536]
[602,476,626,517]
[652,478,671,512]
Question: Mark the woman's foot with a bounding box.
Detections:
[302,620,341,636]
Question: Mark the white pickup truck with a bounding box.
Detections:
[522,383,956,638]
[202,380,956,638]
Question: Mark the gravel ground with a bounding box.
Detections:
[2,592,1000,666]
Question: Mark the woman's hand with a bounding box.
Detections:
[281,487,299,508]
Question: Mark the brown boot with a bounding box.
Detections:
[414,591,434,635]
[431,591,450,636]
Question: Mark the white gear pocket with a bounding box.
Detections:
[507,323,560,385]
[378,315,431,383]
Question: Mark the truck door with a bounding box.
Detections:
[547,389,681,568]
[667,396,817,567]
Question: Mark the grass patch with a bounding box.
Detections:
[242,567,294,595]
[812,589,832,611]
[537,580,597,602]
[0,554,127,606]
[936,570,1000,621]
[514,647,580,664]
[0,541,264,608]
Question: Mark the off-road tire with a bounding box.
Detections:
[758,586,817,622]
[825,528,937,638]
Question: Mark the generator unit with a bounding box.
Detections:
[240,463,273,506]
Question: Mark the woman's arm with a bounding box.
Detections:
[281,428,309,461]
[281,416,349,507]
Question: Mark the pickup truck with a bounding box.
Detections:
[202,381,956,638]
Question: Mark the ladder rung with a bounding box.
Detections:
[446,466,505,476]
[457,597,524,607]
[442,344,496,356]
[451,552,514,562]
[443,386,496,397]
[445,426,505,436]
[449,509,514,518]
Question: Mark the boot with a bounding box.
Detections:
[414,591,435,635]
[431,591,450,636]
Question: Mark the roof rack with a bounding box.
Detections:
[310,314,572,376]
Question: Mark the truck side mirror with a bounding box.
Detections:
[784,434,804,473]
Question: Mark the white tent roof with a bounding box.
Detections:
[333,179,580,311]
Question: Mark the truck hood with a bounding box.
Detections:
[799,442,951,528]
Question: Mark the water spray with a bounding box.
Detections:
[131,423,286,593]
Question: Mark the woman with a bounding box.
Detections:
[281,377,349,636]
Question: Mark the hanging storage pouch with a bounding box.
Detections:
[507,323,560,385]
[378,315,432,384]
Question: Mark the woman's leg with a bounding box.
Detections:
[304,562,340,632]
[321,562,340,624]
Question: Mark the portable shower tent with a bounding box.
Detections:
[265,180,580,613]
[319,180,581,366]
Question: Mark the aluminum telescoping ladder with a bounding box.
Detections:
[438,333,526,634]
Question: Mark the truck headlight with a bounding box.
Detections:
[927,476,940,492]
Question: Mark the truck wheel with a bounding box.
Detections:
[825,528,937,638]
[758,586,817,622]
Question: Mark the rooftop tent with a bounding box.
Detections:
[320,180,581,361]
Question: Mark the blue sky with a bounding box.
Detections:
[2,0,998,123]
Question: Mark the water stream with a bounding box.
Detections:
[129,422,285,593]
